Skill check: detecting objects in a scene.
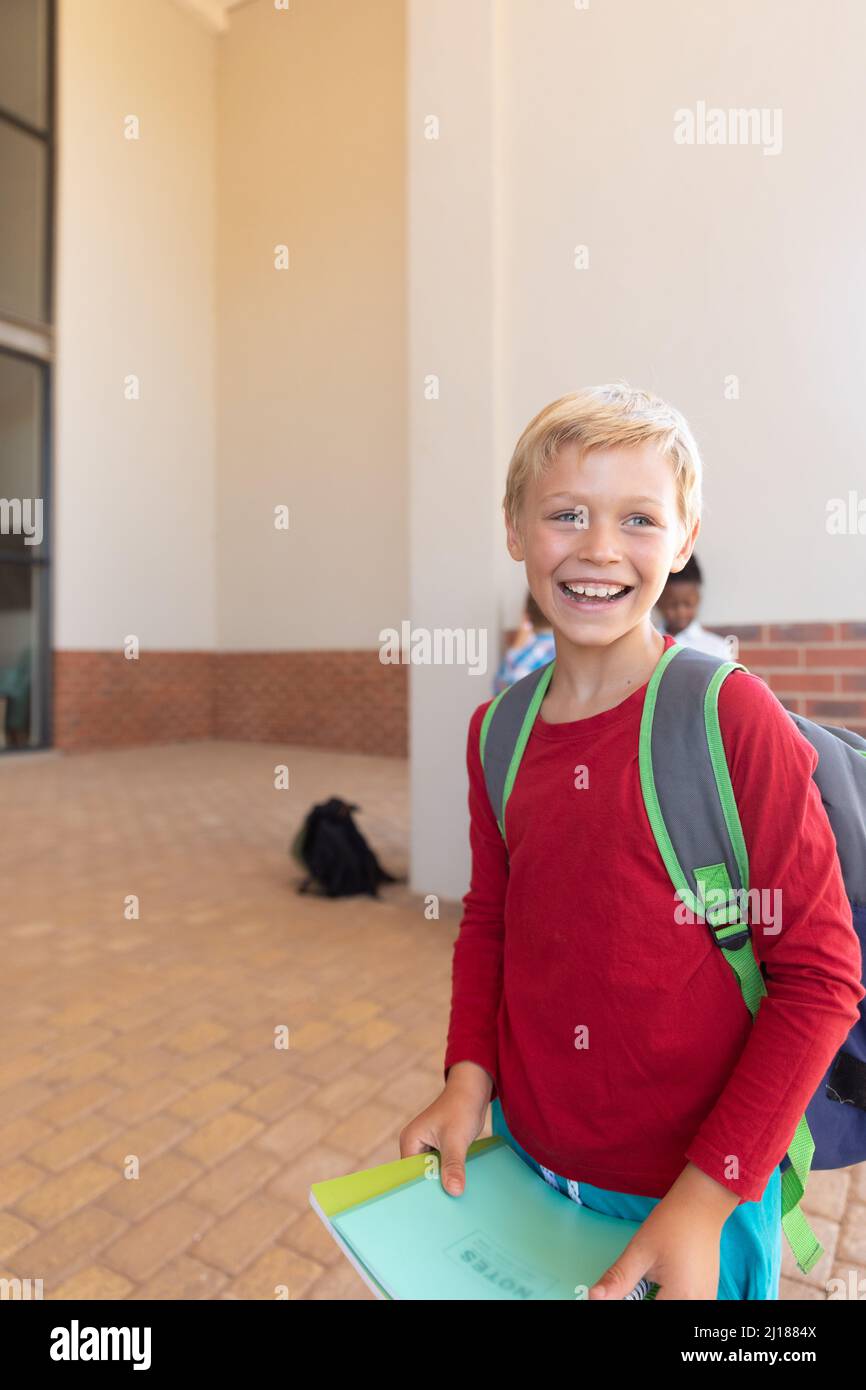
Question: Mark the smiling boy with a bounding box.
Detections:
[400,384,863,1300]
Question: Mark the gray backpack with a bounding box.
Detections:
[479,641,866,1275]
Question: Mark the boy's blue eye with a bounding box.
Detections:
[552,512,655,526]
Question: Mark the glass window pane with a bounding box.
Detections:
[0,0,49,131]
[0,561,43,748]
[0,351,44,558]
[0,120,48,323]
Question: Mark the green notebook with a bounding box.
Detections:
[310,1137,656,1300]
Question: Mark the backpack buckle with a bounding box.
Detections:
[706,908,752,952]
[694,863,751,951]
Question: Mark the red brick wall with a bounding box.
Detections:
[215,651,408,755]
[716,621,866,737]
[53,652,217,751]
[53,650,408,755]
[52,623,866,752]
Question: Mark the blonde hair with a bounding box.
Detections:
[503,383,702,540]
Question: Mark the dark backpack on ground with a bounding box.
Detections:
[290,796,400,898]
[479,641,866,1275]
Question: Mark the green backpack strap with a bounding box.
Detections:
[480,660,556,842]
[641,642,823,1275]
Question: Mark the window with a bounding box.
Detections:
[0,0,54,750]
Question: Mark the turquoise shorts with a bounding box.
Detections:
[490,1097,782,1301]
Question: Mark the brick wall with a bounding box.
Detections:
[51,623,866,752]
[53,650,408,755]
[53,652,217,751]
[215,651,407,755]
[714,621,866,737]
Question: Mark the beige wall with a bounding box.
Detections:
[496,0,866,629]
[55,0,218,649]
[55,0,407,653]
[215,0,407,650]
[407,0,500,897]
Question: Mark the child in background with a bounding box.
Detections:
[400,383,863,1300]
[493,592,556,693]
[653,553,731,658]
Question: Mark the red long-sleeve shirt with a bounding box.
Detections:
[444,635,864,1203]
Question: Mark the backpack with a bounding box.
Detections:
[290,797,400,898]
[479,641,866,1276]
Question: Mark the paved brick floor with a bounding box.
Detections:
[1,741,864,1300]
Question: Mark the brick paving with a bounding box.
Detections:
[1,741,864,1300]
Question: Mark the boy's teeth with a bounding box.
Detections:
[562,582,627,597]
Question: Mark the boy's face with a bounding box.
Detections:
[656,580,701,635]
[505,440,697,648]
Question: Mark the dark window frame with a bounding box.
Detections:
[0,0,55,752]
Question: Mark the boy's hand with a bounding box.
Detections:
[587,1162,739,1301]
[399,1061,493,1196]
